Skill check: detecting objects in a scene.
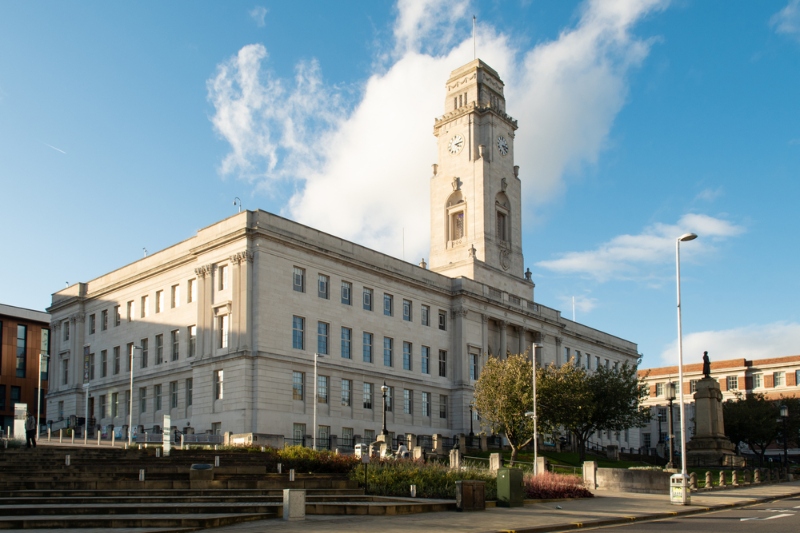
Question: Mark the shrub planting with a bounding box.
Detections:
[177,445,359,474]
[350,459,497,499]
[524,471,593,499]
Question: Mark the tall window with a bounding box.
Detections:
[690,379,698,393]
[383,294,393,316]
[292,316,305,350]
[421,305,430,326]
[170,381,178,408]
[214,370,224,399]
[154,384,162,411]
[100,350,107,377]
[656,383,664,397]
[62,358,69,385]
[89,353,95,380]
[0,385,5,411]
[155,334,164,364]
[341,379,352,407]
[141,295,149,318]
[422,392,430,416]
[385,386,393,412]
[317,375,328,404]
[113,346,120,375]
[16,325,27,378]
[171,330,179,361]
[727,376,738,390]
[126,301,134,322]
[99,394,107,419]
[293,423,306,444]
[438,310,447,331]
[439,395,448,419]
[402,342,412,371]
[775,371,785,387]
[188,278,196,303]
[317,321,329,354]
[403,389,413,414]
[114,305,121,326]
[170,284,180,308]
[40,329,50,380]
[111,393,118,417]
[218,265,228,291]
[341,281,352,305]
[363,383,373,409]
[139,387,147,413]
[383,337,393,367]
[438,350,447,377]
[403,299,412,321]
[421,346,430,374]
[470,353,479,380]
[125,390,130,417]
[89,314,96,334]
[363,288,373,311]
[63,320,70,340]
[496,211,507,241]
[292,371,304,400]
[318,274,329,299]
[341,327,351,359]
[155,290,163,313]
[293,267,305,292]
[101,309,108,330]
[363,332,373,363]
[451,211,465,240]
[188,326,196,357]
[217,315,229,349]
[185,378,193,406]
[127,343,133,371]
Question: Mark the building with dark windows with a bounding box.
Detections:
[0,303,50,433]
[45,59,639,448]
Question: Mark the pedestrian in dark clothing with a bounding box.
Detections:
[25,412,37,448]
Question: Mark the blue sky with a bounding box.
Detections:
[1,0,798,368]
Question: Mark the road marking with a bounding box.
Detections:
[741,513,794,521]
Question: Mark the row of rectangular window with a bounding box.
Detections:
[563,347,613,371]
[91,378,194,418]
[78,277,204,339]
[291,371,448,418]
[76,327,197,384]
[652,370,800,396]
[292,317,448,376]
[292,267,447,329]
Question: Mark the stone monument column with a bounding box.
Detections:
[686,376,736,466]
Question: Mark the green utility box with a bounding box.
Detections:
[496,468,524,507]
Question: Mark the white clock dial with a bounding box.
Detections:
[497,136,509,156]
[448,134,464,154]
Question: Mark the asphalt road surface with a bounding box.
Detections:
[579,495,800,533]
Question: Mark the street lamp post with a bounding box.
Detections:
[36,353,49,436]
[780,405,789,468]
[468,401,475,438]
[674,232,697,504]
[313,352,325,450]
[128,346,143,446]
[525,343,543,476]
[381,382,389,436]
[666,382,676,469]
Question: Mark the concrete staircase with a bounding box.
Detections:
[0,447,454,531]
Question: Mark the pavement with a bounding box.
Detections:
[202,481,800,533]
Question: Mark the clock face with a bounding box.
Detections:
[448,134,464,155]
[497,136,509,156]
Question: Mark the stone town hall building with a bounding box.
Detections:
[46,59,639,446]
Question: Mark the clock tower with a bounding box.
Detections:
[429,59,532,298]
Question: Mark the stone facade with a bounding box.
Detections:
[45,60,639,443]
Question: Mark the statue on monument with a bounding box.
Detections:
[702,351,711,378]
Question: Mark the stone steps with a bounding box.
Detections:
[0,512,272,530]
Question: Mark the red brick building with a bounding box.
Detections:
[0,303,50,433]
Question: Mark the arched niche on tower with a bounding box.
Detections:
[495,191,511,244]
[446,190,466,247]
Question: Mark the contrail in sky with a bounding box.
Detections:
[43,142,66,154]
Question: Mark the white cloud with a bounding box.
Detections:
[535,213,744,281]
[694,187,723,202]
[208,0,671,261]
[249,6,268,27]
[771,0,800,40]
[652,322,800,368]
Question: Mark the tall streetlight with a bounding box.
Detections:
[780,405,789,467]
[381,382,389,436]
[674,232,697,505]
[36,352,50,435]
[526,343,543,476]
[468,401,475,438]
[665,382,676,469]
[312,352,325,450]
[128,346,143,446]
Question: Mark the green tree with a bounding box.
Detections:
[537,361,650,462]
[473,353,535,465]
[723,393,779,465]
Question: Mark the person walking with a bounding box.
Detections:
[25,412,37,449]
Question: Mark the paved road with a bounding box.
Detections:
[577,495,800,532]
